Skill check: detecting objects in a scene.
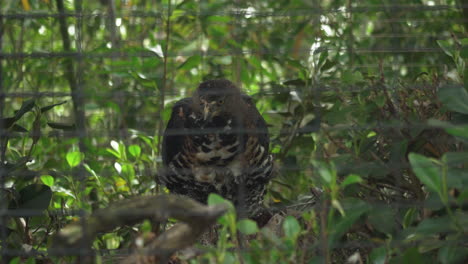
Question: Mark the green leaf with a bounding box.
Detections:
[460,38,468,46]
[40,101,67,113]
[341,174,363,188]
[369,246,387,264]
[342,70,364,85]
[103,233,121,249]
[321,59,336,72]
[208,193,226,206]
[11,124,28,132]
[122,163,135,182]
[317,49,329,68]
[403,208,417,228]
[40,175,54,187]
[207,194,235,211]
[437,40,454,58]
[128,145,141,158]
[14,99,35,121]
[140,220,152,233]
[329,199,370,246]
[66,151,82,168]
[375,95,386,107]
[441,152,468,190]
[415,215,454,235]
[367,206,396,234]
[283,216,301,239]
[237,219,259,235]
[208,194,235,230]
[51,186,76,199]
[401,247,423,264]
[438,245,468,264]
[8,257,21,264]
[445,124,468,139]
[461,45,468,59]
[408,153,442,195]
[284,59,306,72]
[312,160,336,187]
[428,119,468,139]
[24,258,36,264]
[106,148,121,159]
[438,84,468,114]
[458,189,468,203]
[207,193,235,213]
[47,122,76,130]
[178,55,201,71]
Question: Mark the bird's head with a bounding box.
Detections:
[193,79,242,122]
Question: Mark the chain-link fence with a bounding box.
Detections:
[1,1,467,263]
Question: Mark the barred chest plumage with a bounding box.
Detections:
[189,113,239,163]
[183,112,246,188]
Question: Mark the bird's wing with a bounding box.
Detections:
[161,97,193,165]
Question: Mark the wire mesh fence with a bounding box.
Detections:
[1,0,468,263]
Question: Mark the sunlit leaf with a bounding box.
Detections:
[178,55,201,71]
[103,233,121,249]
[128,145,141,158]
[66,151,82,168]
[283,216,301,239]
[237,219,258,235]
[40,175,54,187]
[341,174,363,188]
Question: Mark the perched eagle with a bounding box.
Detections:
[159,79,274,219]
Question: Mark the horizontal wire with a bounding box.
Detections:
[0,61,452,72]
[0,47,446,60]
[0,122,456,142]
[0,4,464,20]
[0,79,441,100]
[0,197,449,218]
[2,12,468,25]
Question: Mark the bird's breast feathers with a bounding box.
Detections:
[184,112,249,184]
[167,106,270,190]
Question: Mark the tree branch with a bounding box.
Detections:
[50,195,229,263]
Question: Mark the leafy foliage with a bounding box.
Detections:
[1,0,468,263]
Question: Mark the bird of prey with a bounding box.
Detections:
[159,79,274,219]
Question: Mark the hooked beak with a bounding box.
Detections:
[203,103,211,121]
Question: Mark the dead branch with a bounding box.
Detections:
[50,194,229,263]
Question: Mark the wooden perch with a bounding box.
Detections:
[50,194,229,263]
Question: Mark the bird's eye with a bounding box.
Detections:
[218,99,224,104]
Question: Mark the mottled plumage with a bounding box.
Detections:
[159,79,274,217]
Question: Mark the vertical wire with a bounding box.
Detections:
[73,0,92,260]
[0,11,7,261]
